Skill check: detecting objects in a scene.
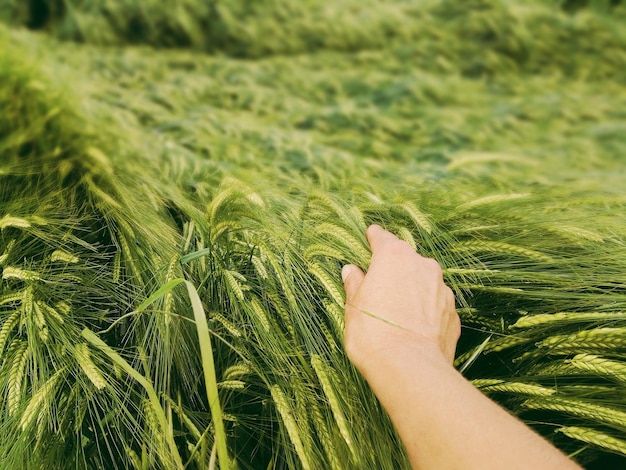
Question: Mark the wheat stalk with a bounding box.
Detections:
[511,311,626,329]
[212,312,243,338]
[247,297,271,332]
[473,379,555,397]
[50,249,79,264]
[2,267,41,281]
[454,240,554,263]
[0,216,31,230]
[309,399,342,470]
[0,292,23,306]
[74,343,107,390]
[304,244,346,262]
[251,255,269,280]
[558,427,626,455]
[222,270,247,303]
[324,301,345,334]
[566,354,626,383]
[311,355,357,464]
[538,328,626,355]
[36,301,65,323]
[20,368,64,430]
[308,263,345,307]
[217,380,246,390]
[222,363,251,380]
[523,396,626,429]
[314,223,371,266]
[457,193,530,211]
[271,384,313,470]
[0,310,20,356]
[396,202,432,234]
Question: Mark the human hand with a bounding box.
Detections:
[341,226,580,470]
[341,225,461,382]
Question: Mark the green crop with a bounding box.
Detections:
[1,1,626,468]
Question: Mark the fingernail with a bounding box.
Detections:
[341,265,351,282]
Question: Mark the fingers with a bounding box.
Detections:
[366,224,401,254]
[342,264,365,303]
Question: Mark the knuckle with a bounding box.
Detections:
[343,333,360,364]
[423,257,443,276]
[343,335,354,356]
[451,312,462,339]
[445,285,455,302]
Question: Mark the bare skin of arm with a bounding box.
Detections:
[341,224,581,470]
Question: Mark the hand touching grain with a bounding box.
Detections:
[341,225,460,380]
[341,225,581,470]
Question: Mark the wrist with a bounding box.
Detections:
[355,339,453,401]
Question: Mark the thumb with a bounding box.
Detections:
[341,264,365,303]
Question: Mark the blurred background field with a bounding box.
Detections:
[1,1,626,469]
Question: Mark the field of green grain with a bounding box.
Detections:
[1,1,626,468]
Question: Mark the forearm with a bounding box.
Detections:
[366,347,582,470]
[341,227,582,469]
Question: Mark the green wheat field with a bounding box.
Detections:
[1,0,626,468]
